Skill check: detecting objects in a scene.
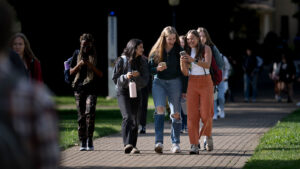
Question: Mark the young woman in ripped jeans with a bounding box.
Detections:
[149,26,186,154]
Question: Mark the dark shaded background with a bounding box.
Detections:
[8,0,260,96]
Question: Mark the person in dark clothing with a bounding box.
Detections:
[9,49,28,77]
[70,33,103,151]
[112,39,149,154]
[138,55,151,134]
[242,47,259,102]
[277,52,296,103]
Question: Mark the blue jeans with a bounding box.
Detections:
[152,77,182,144]
[181,98,187,130]
[214,81,226,116]
[244,73,258,101]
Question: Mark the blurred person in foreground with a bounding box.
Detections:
[0,1,60,169]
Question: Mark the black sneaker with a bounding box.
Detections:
[139,126,146,134]
[79,139,87,151]
[124,144,133,154]
[87,138,94,151]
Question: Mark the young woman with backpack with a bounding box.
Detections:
[69,33,103,151]
[112,39,149,154]
[197,27,228,121]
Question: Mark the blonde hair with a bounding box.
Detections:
[148,26,180,63]
[197,27,215,47]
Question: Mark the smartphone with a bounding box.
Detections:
[180,51,187,56]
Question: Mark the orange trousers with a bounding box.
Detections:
[187,75,214,145]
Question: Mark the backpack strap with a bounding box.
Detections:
[201,46,207,76]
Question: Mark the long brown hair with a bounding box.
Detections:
[148,26,180,64]
[197,27,215,47]
[10,33,38,61]
[184,29,205,61]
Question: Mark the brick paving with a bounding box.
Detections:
[60,97,298,169]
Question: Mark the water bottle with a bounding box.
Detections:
[129,80,137,98]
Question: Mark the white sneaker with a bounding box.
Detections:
[213,114,218,120]
[205,136,213,151]
[189,144,199,154]
[154,142,163,153]
[171,144,181,153]
[219,111,225,118]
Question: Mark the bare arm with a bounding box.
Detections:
[70,60,85,75]
[194,45,212,69]
[180,56,189,76]
[85,61,103,78]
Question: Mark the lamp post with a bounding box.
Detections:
[168,0,180,28]
[107,11,117,99]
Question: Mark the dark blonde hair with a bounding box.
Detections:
[149,26,180,63]
[197,27,215,47]
[80,33,94,43]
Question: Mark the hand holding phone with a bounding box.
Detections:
[180,51,187,56]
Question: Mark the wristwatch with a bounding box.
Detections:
[194,59,198,64]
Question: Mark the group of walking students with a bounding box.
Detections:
[67,26,226,154]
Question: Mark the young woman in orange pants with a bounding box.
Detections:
[180,30,214,154]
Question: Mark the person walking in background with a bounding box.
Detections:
[197,27,224,70]
[214,53,231,120]
[242,46,259,102]
[269,54,281,102]
[138,54,150,134]
[197,27,224,148]
[179,35,185,48]
[0,1,60,168]
[277,51,296,103]
[180,30,214,154]
[112,39,149,154]
[149,26,185,154]
[10,32,43,83]
[179,35,188,133]
[70,33,103,151]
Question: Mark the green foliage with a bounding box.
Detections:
[243,110,300,169]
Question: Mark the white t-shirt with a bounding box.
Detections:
[190,48,210,75]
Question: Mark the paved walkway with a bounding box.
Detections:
[59,96,298,169]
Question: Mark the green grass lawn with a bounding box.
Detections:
[56,96,155,150]
[54,95,154,107]
[243,109,300,169]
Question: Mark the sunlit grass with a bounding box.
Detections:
[58,108,155,150]
[243,109,300,169]
[54,95,154,107]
